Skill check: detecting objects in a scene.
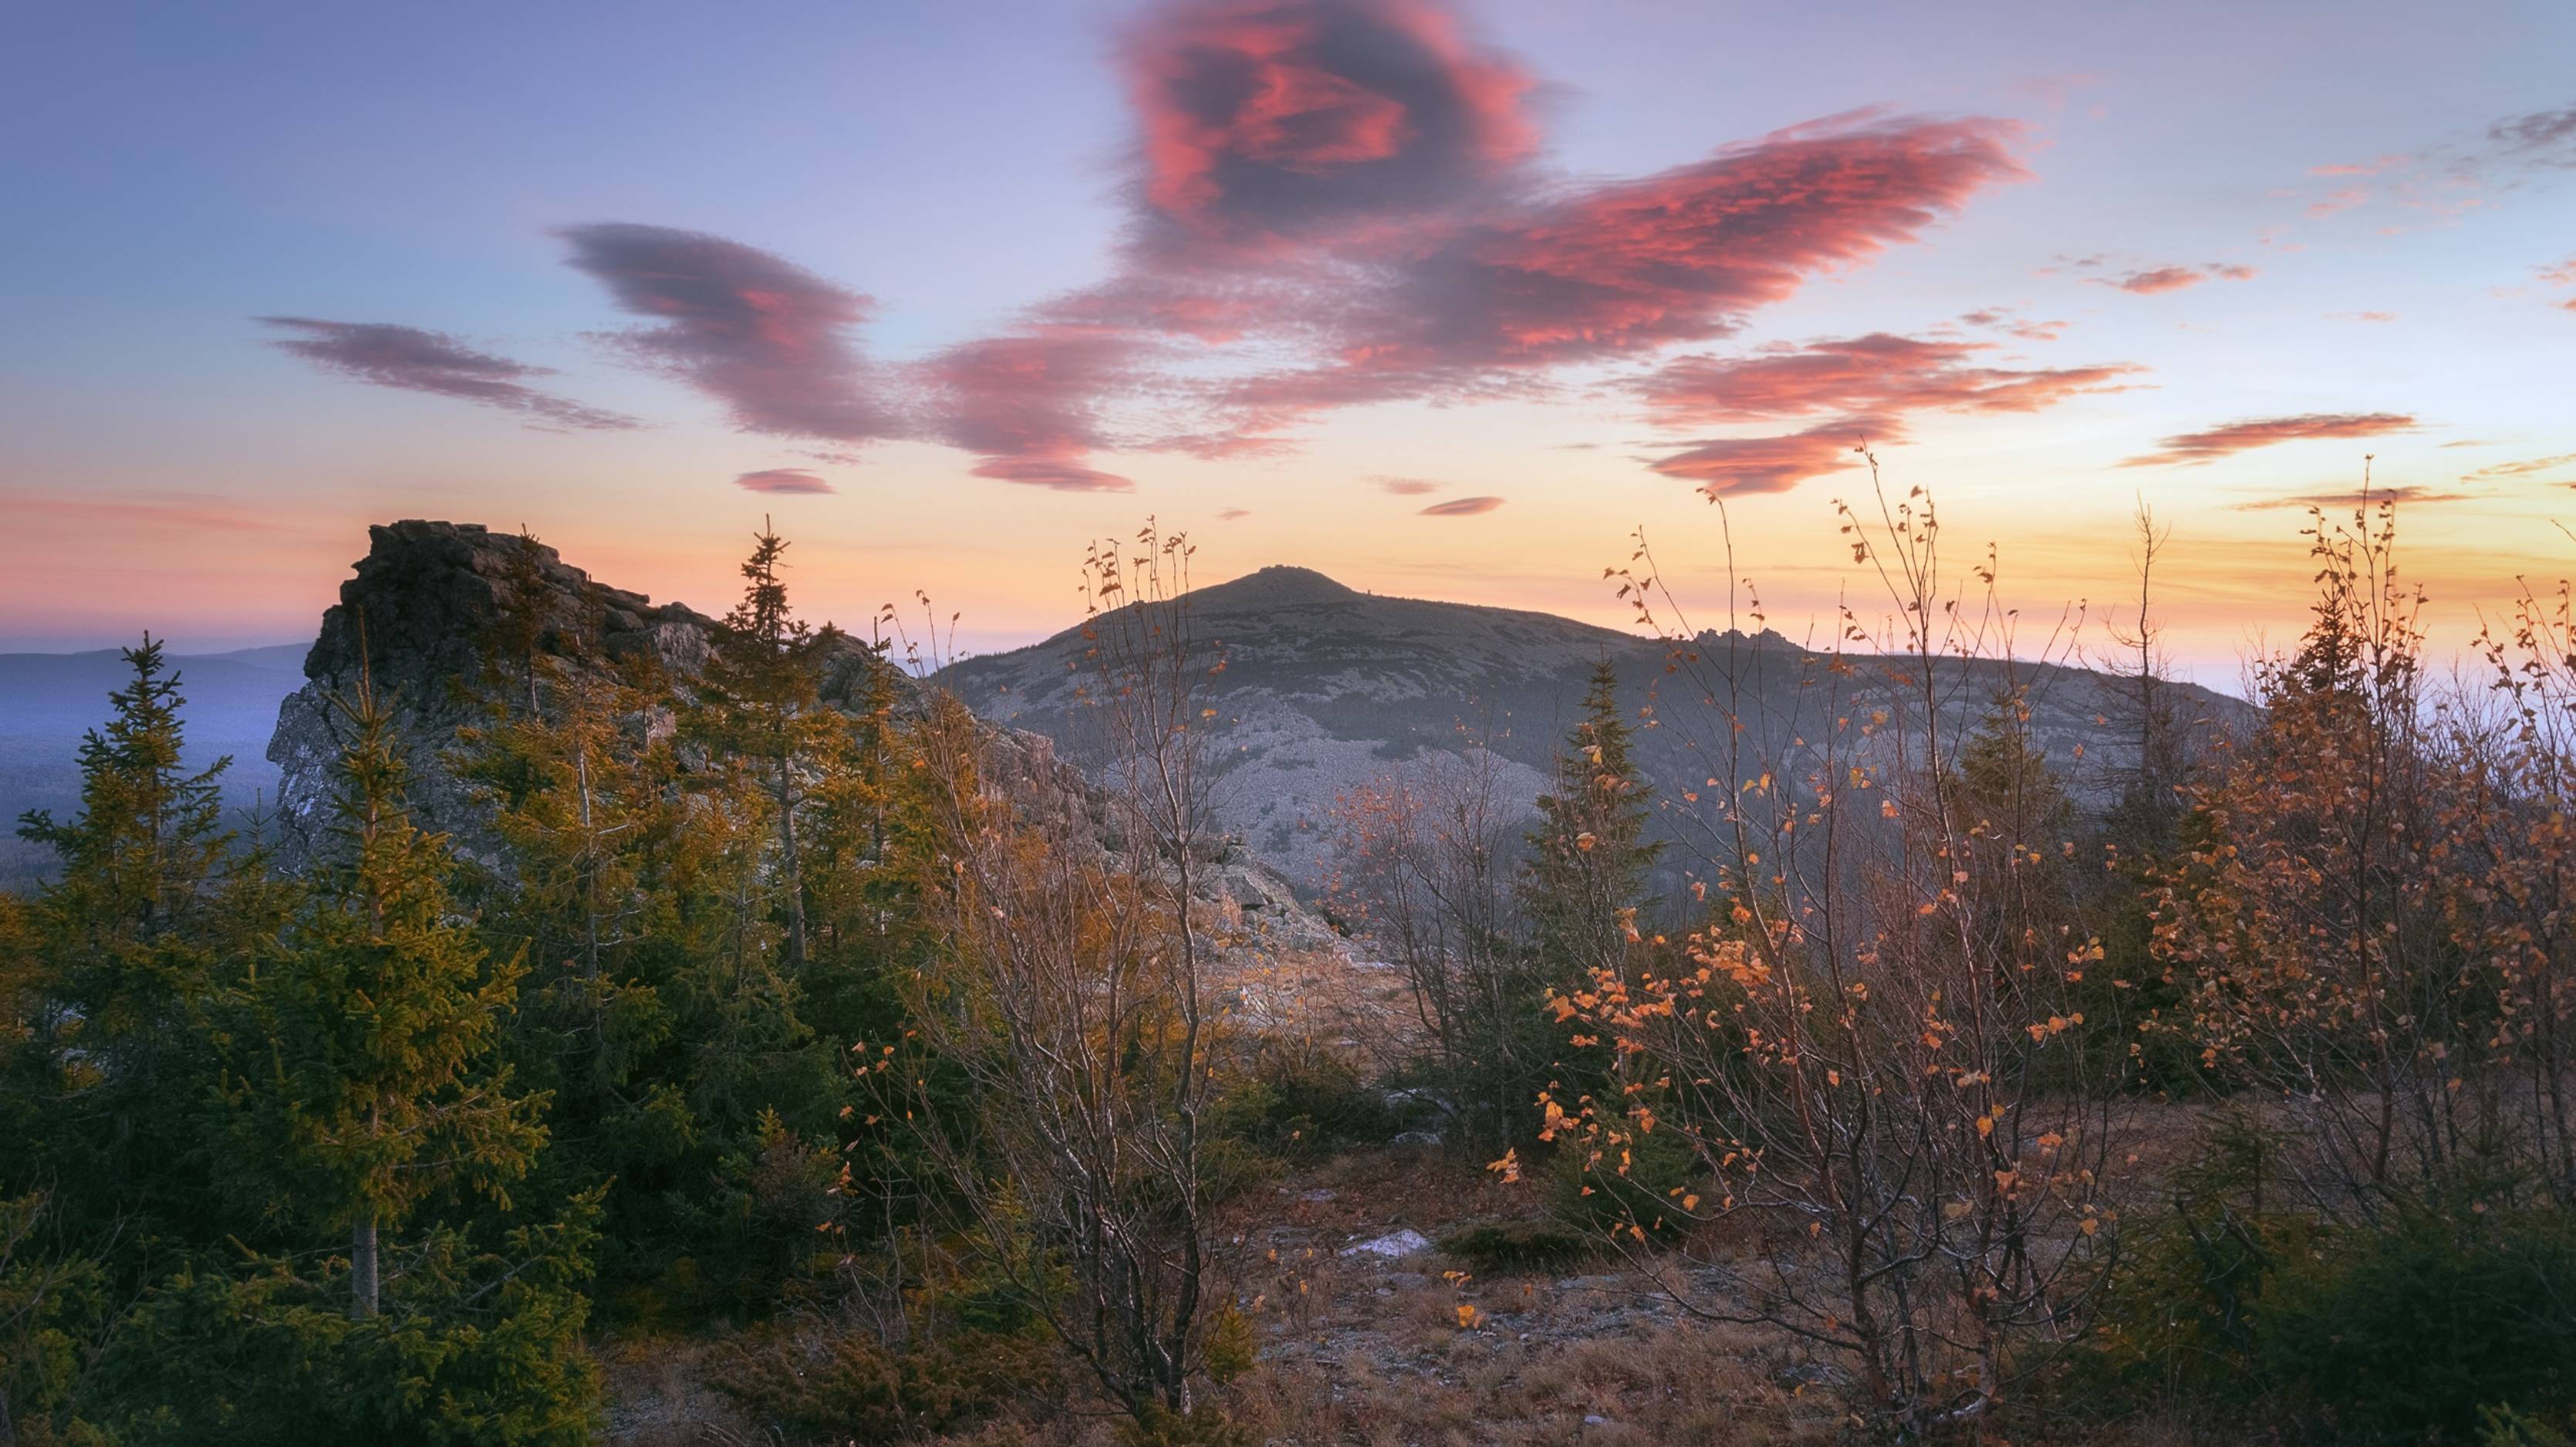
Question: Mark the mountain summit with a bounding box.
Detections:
[940,569,2251,891]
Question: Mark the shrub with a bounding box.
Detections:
[1116,1402,1254,1447]
[1440,1219,1599,1276]
[711,1321,1062,1443]
[2256,1200,2576,1445]
[1203,1304,1256,1385]
[1550,1121,1698,1241]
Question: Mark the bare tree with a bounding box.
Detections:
[869,521,1231,1429]
[1326,735,1531,1146]
[1549,466,2129,1438]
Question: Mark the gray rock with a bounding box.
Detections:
[1339,1229,1433,1259]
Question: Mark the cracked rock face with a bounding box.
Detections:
[265,521,728,871]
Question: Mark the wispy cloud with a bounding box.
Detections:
[2123,411,2416,468]
[559,223,901,447]
[1420,495,1504,516]
[1637,332,2137,495]
[2092,262,2257,295]
[2234,483,2475,510]
[2488,103,2576,164]
[258,316,639,431]
[1646,421,1869,496]
[1372,476,1441,495]
[2463,451,2576,482]
[916,329,1140,491]
[733,468,834,494]
[925,0,2031,485]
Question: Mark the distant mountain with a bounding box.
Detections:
[0,642,307,886]
[937,565,2254,893]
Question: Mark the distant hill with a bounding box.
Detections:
[937,565,2254,893]
[0,642,307,886]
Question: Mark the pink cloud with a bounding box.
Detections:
[1647,421,1872,496]
[917,329,1141,490]
[1635,332,2135,497]
[2236,484,2475,510]
[1636,333,2135,424]
[258,317,638,431]
[559,223,901,447]
[1187,113,2031,445]
[1419,495,1504,516]
[2092,262,2257,295]
[849,2,2028,487]
[734,468,834,495]
[1372,476,1440,495]
[2122,411,2417,468]
[1217,507,1252,520]
[2463,452,2576,482]
[1121,0,1537,252]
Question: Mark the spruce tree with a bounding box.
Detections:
[699,521,836,973]
[10,637,264,1225]
[228,668,545,1318]
[1524,659,1659,986]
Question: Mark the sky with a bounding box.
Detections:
[3,0,2572,688]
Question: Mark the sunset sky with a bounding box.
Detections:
[5,0,2572,688]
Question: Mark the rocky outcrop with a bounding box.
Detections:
[265,522,730,867]
[263,521,1332,947]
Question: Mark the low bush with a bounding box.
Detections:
[1440,1219,1599,1276]
[711,1321,1062,1443]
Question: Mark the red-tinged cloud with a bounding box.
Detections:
[1647,420,1872,497]
[1372,475,1440,495]
[1419,495,1503,515]
[258,316,639,431]
[1392,115,2024,367]
[937,4,2031,486]
[1189,113,2031,441]
[1636,333,2135,495]
[1960,306,2066,342]
[2235,485,2476,511]
[559,222,901,446]
[2122,411,2416,468]
[1120,0,1536,250]
[2310,155,2407,177]
[2463,452,2576,482]
[2094,262,2256,294]
[734,468,834,495]
[1636,333,2135,424]
[1217,507,1252,520]
[917,329,1140,491]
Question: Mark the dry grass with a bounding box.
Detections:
[598,1132,2238,1445]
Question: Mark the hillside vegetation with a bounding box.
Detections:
[5,485,2574,1446]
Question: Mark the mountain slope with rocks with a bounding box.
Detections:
[938,564,2254,893]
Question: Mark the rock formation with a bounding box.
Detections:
[263,521,1331,946]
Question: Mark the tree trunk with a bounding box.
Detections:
[352,1212,380,1320]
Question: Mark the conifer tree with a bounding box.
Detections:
[1524,659,1659,986]
[10,637,266,1223]
[699,521,837,972]
[228,668,545,1318]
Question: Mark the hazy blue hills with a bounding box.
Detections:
[0,642,306,884]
